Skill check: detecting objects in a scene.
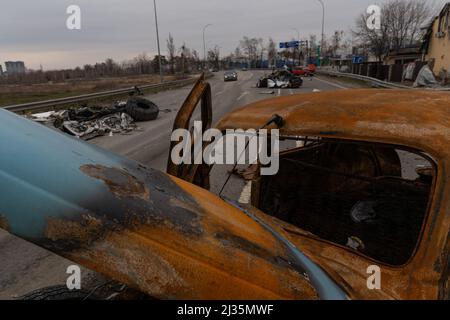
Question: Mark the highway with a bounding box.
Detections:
[0,70,356,299]
[91,70,352,171]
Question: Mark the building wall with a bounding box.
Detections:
[5,61,26,74]
[426,12,450,76]
[384,55,419,66]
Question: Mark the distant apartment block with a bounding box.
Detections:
[5,61,26,74]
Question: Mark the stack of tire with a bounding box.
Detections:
[125,97,159,122]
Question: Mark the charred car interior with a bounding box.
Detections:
[253,139,434,267]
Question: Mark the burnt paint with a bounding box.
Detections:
[37,164,205,253]
[215,232,293,269]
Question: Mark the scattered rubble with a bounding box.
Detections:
[29,98,160,140]
[413,64,439,88]
[256,70,303,89]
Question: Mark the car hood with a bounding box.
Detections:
[0,109,318,299]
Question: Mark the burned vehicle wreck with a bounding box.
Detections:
[0,76,449,300]
[256,70,304,89]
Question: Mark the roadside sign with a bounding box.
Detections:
[352,56,364,64]
[280,41,300,49]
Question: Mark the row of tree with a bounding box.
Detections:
[1,0,435,85]
[354,0,433,62]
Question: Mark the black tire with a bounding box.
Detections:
[126,97,159,122]
[290,77,303,88]
[20,285,101,300]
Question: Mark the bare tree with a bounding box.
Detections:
[178,43,191,74]
[354,0,432,62]
[191,49,201,71]
[207,46,220,69]
[267,38,277,67]
[330,31,344,57]
[240,37,260,68]
[257,38,265,67]
[167,33,176,74]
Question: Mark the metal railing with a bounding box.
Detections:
[317,69,411,89]
[317,69,450,91]
[2,77,199,113]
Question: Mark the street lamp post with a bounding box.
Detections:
[153,0,163,83]
[292,28,300,66]
[203,24,212,70]
[316,0,325,67]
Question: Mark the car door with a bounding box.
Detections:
[167,74,213,188]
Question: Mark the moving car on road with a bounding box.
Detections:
[224,70,238,82]
[0,75,448,300]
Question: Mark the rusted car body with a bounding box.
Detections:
[212,89,450,300]
[0,75,448,300]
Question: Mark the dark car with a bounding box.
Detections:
[224,71,238,82]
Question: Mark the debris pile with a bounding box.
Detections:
[256,70,303,89]
[413,64,439,88]
[30,97,160,140]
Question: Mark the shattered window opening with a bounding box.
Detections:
[256,138,436,266]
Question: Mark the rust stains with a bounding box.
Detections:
[215,89,450,157]
[74,231,188,297]
[80,165,150,200]
[45,215,104,246]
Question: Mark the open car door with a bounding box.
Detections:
[166,74,212,188]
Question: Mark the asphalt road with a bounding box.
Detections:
[0,70,355,299]
[90,70,351,171]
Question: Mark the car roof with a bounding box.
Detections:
[216,89,450,158]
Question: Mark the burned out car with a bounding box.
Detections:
[0,76,449,300]
[256,70,303,89]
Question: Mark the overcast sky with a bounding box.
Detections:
[0,0,447,70]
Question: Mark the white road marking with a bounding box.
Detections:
[238,181,252,204]
[289,89,294,95]
[215,90,226,96]
[313,89,321,92]
[277,89,281,96]
[313,77,348,90]
[237,91,249,101]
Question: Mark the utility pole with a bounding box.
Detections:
[292,28,300,66]
[203,24,212,70]
[316,0,325,67]
[153,0,163,83]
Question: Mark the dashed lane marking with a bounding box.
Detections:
[237,91,249,101]
[313,77,348,90]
